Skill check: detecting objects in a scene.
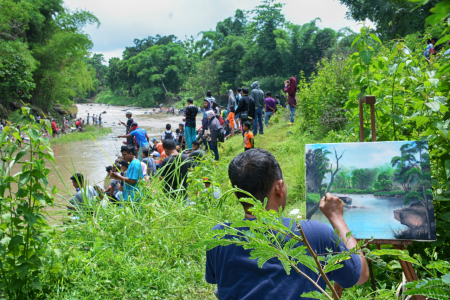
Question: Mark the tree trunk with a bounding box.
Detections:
[422,184,431,240]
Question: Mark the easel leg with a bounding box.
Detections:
[394,245,425,300]
[334,282,343,299]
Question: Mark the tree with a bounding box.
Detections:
[373,171,393,191]
[351,169,367,190]
[339,0,439,40]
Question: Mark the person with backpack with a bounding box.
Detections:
[284,77,298,125]
[235,87,255,135]
[205,110,222,161]
[251,81,265,135]
[161,124,176,142]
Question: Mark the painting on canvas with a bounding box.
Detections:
[305,141,436,241]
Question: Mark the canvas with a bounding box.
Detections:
[305,141,436,241]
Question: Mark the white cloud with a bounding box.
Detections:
[64,0,375,62]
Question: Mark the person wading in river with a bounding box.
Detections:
[117,122,150,160]
[109,146,143,202]
[120,111,134,147]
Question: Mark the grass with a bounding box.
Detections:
[50,125,112,144]
[95,90,137,106]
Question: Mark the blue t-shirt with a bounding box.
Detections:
[123,159,143,201]
[130,128,149,147]
[205,218,361,300]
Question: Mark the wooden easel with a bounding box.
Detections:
[334,96,425,300]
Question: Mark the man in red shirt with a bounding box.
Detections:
[51,119,58,138]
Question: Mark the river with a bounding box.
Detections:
[310,194,409,239]
[48,104,201,199]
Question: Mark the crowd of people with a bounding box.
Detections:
[63,78,373,299]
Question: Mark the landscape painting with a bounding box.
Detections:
[305,141,436,241]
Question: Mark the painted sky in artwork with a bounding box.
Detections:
[306,141,424,170]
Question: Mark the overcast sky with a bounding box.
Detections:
[64,0,373,62]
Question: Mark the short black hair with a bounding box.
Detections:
[237,88,242,92]
[265,91,272,97]
[143,148,151,157]
[187,98,194,104]
[192,140,200,146]
[275,95,279,99]
[206,90,212,97]
[121,145,135,155]
[242,87,249,95]
[106,166,113,173]
[163,139,176,151]
[176,128,180,134]
[70,173,84,183]
[228,149,283,207]
[243,121,251,129]
[120,160,129,167]
[432,37,438,42]
[166,124,171,130]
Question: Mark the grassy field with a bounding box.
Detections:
[50,125,112,144]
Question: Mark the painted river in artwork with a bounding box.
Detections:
[310,194,410,239]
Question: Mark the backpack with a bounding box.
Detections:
[164,131,174,141]
[218,128,225,143]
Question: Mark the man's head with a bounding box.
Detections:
[163,139,177,154]
[275,95,280,100]
[236,87,242,94]
[228,149,285,211]
[70,173,84,189]
[432,37,438,45]
[121,146,135,162]
[187,98,194,105]
[131,122,138,131]
[206,90,212,97]
[203,178,212,188]
[265,91,272,98]
[179,123,184,130]
[143,148,151,158]
[119,160,129,172]
[192,140,200,150]
[152,138,157,144]
[166,124,171,130]
[243,121,251,132]
[126,111,132,118]
[242,87,249,95]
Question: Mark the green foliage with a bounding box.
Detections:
[49,125,112,144]
[0,107,56,299]
[0,0,99,112]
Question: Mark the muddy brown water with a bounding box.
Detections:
[12,104,202,220]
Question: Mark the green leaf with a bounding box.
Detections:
[24,213,37,227]
[351,35,361,48]
[52,185,57,195]
[360,50,374,65]
[436,34,450,46]
[442,274,450,284]
[445,160,450,179]
[8,235,23,250]
[426,102,441,112]
[16,263,30,279]
[18,173,30,187]
[426,13,448,26]
[26,128,39,141]
[14,150,27,162]
[428,78,440,88]
[369,33,382,45]
[388,63,399,75]
[415,116,429,127]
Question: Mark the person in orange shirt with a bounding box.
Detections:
[227,106,235,136]
[242,121,254,151]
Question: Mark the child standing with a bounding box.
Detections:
[227,106,235,136]
[242,121,254,151]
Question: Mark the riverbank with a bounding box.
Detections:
[50,125,112,145]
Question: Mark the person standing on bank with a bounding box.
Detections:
[109,146,143,202]
[206,110,221,161]
[184,98,198,150]
[264,91,276,125]
[120,111,134,147]
[227,90,235,114]
[251,81,264,135]
[284,77,297,125]
[117,122,150,159]
[235,87,255,135]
